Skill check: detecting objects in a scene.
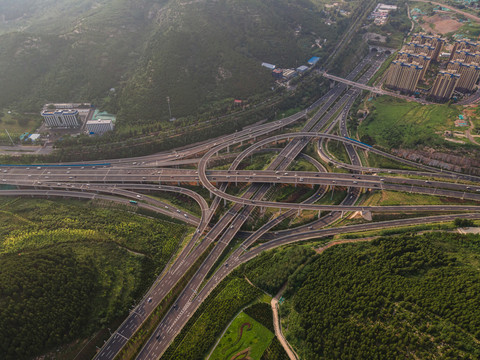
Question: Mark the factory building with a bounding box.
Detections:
[86,119,114,135]
[261,62,276,70]
[429,71,460,102]
[447,61,480,93]
[384,60,423,94]
[296,65,309,73]
[307,57,320,66]
[282,69,296,79]
[41,109,81,128]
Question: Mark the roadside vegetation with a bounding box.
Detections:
[361,189,480,206]
[162,247,308,360]
[160,276,263,360]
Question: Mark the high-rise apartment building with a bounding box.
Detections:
[429,71,459,102]
[447,61,480,93]
[405,42,436,59]
[450,50,480,64]
[410,33,445,61]
[452,39,480,54]
[385,60,423,93]
[397,51,431,80]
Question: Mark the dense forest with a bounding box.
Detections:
[239,246,316,295]
[0,197,189,359]
[281,233,480,359]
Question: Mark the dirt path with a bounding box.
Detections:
[271,285,299,360]
[466,119,480,146]
[315,238,374,254]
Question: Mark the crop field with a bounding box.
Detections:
[209,312,274,360]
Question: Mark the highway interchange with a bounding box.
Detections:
[2,51,480,360]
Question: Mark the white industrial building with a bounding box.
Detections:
[41,109,81,128]
[86,119,114,135]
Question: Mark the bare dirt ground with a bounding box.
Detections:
[421,14,463,34]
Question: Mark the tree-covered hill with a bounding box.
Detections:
[0,197,189,359]
[0,0,350,125]
[281,233,480,359]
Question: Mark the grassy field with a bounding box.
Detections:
[458,21,480,37]
[361,189,480,206]
[359,96,461,149]
[242,153,277,171]
[326,139,351,164]
[0,110,42,144]
[288,158,319,172]
[365,151,419,170]
[209,312,274,360]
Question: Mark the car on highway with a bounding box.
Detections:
[148,297,152,303]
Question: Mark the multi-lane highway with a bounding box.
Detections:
[2,51,479,360]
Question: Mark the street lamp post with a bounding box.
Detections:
[167,96,175,121]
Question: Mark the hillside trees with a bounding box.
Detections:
[281,233,480,359]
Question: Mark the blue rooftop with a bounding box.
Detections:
[308,56,320,65]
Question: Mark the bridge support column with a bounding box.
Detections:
[224,198,227,206]
[210,191,213,199]
[318,210,321,218]
[227,145,230,153]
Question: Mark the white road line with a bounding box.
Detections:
[116,332,130,341]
